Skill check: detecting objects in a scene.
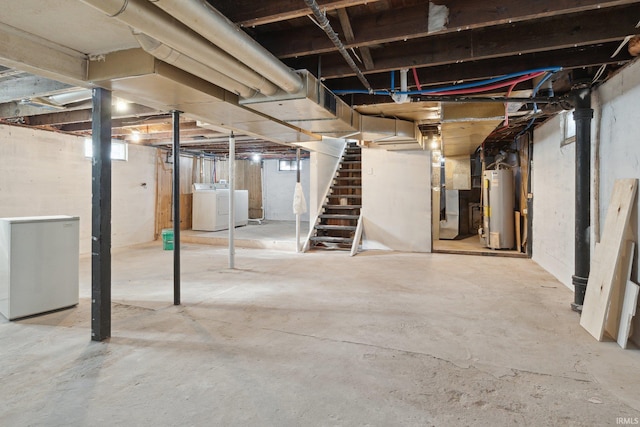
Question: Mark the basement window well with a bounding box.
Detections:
[84,139,128,161]
[278,159,300,171]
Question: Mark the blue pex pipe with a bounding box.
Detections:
[333,67,562,96]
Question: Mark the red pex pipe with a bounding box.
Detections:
[426,71,545,96]
[412,67,422,91]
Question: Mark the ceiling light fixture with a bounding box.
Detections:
[115,98,128,112]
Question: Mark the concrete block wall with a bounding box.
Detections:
[263,158,310,222]
[0,124,157,254]
[531,113,576,288]
[532,58,640,345]
[533,59,640,290]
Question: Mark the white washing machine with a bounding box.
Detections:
[192,183,249,231]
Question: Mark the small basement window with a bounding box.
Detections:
[561,109,576,146]
[84,139,128,161]
[278,159,300,171]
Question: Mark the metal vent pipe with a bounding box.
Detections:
[80,0,279,95]
[150,0,303,94]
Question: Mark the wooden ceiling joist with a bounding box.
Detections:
[287,4,640,79]
[210,0,380,27]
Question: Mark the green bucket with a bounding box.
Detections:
[161,228,174,250]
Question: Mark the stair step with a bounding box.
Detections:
[319,214,360,220]
[310,236,354,244]
[323,204,361,210]
[340,161,361,165]
[328,194,361,199]
[331,185,361,189]
[337,169,362,173]
[315,224,357,231]
[334,176,362,180]
[343,154,361,159]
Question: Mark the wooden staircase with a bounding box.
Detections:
[309,144,362,250]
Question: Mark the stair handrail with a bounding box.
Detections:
[302,142,348,252]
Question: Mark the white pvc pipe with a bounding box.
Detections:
[80,0,279,95]
[392,69,409,104]
[228,132,235,269]
[151,0,303,94]
[134,33,254,98]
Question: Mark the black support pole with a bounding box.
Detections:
[172,110,181,306]
[91,88,112,341]
[571,87,593,312]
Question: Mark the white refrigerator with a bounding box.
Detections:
[0,215,80,320]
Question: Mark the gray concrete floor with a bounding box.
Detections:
[183,220,310,251]
[1,243,640,426]
[433,235,526,258]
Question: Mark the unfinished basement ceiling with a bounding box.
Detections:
[0,0,638,157]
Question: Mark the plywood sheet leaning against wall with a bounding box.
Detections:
[617,276,639,349]
[155,151,194,237]
[607,241,634,341]
[580,178,638,341]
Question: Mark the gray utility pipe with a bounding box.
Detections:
[133,33,254,98]
[571,87,593,312]
[80,0,279,95]
[150,0,303,94]
[303,0,372,92]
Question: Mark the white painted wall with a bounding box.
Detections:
[532,59,640,344]
[0,124,157,255]
[262,158,310,222]
[531,113,576,288]
[597,60,640,345]
[309,150,342,232]
[361,148,432,252]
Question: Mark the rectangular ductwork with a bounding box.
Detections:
[88,49,421,151]
[359,115,424,150]
[241,70,423,150]
[88,49,318,145]
[241,70,359,138]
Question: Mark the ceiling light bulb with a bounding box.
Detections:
[115,99,128,112]
[431,140,439,149]
[131,130,141,142]
[252,153,261,162]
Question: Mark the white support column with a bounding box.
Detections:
[296,148,301,253]
[228,132,235,269]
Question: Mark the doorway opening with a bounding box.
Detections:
[432,133,531,258]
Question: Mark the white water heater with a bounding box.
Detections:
[482,169,515,249]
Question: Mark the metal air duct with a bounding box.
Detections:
[149,0,303,94]
[80,0,279,95]
[242,71,423,149]
[133,33,254,98]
